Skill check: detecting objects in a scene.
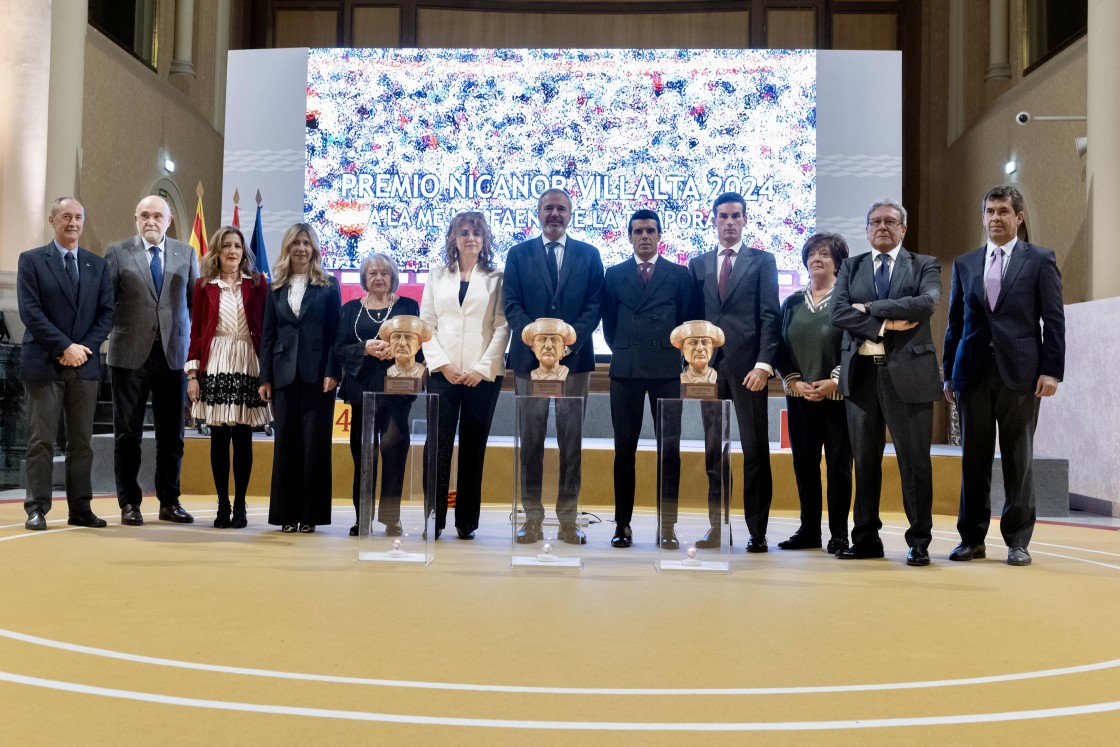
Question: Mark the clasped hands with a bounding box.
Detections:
[58,343,92,367]
[792,378,838,401]
[364,338,392,360]
[439,364,484,387]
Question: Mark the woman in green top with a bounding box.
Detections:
[774,233,853,555]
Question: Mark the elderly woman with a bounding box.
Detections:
[420,212,509,540]
[774,233,853,554]
[186,226,269,528]
[334,253,419,536]
[258,223,340,533]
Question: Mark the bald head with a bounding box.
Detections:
[135,195,173,246]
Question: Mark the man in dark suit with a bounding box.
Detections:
[831,199,942,566]
[105,195,199,525]
[17,197,114,530]
[503,188,604,544]
[687,192,781,552]
[944,185,1065,567]
[601,209,691,548]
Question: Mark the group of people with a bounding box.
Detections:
[17,184,1064,567]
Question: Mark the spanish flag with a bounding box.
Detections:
[189,182,208,258]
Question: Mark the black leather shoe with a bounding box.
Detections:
[298,523,315,533]
[230,501,247,529]
[516,521,543,543]
[836,540,885,559]
[1007,547,1032,566]
[610,525,632,548]
[694,527,721,549]
[385,522,403,536]
[457,528,475,540]
[558,522,587,545]
[68,513,107,528]
[281,524,297,533]
[121,504,144,526]
[778,533,821,550]
[349,525,359,536]
[825,537,849,554]
[213,506,232,529]
[158,504,194,523]
[906,546,931,566]
[949,542,986,561]
[660,526,680,550]
[747,536,769,553]
[25,511,47,531]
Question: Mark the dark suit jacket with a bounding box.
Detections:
[17,243,114,383]
[831,248,942,403]
[259,276,342,389]
[503,235,604,375]
[944,240,1065,393]
[601,256,691,379]
[186,274,269,374]
[687,245,781,383]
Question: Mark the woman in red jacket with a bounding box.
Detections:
[186,226,269,528]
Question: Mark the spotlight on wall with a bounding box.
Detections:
[1074,136,1088,158]
[1004,160,1017,175]
[163,157,176,174]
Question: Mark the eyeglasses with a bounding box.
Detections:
[868,218,902,228]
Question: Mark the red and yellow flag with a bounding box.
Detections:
[189,182,208,258]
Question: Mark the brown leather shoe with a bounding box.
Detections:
[158,504,195,523]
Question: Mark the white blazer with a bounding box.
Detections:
[420,265,510,381]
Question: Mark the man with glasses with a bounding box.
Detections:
[831,200,942,566]
[105,195,199,526]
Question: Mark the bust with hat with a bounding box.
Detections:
[378,315,433,379]
[522,317,577,381]
[670,320,725,384]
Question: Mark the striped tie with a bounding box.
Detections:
[149,246,163,297]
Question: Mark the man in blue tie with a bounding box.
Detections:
[16,198,114,530]
[943,186,1065,566]
[831,200,943,566]
[105,195,199,526]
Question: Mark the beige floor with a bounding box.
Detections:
[2,497,1120,745]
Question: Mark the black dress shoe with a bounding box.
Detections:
[230,502,248,529]
[694,527,721,549]
[949,542,986,561]
[746,536,768,553]
[457,528,475,540]
[213,507,232,529]
[610,525,632,548]
[1007,547,1032,566]
[158,504,194,523]
[281,524,297,533]
[825,537,850,555]
[349,525,359,536]
[298,523,315,533]
[121,504,144,526]
[558,522,587,545]
[25,511,47,531]
[777,533,821,550]
[385,522,403,536]
[660,526,680,550]
[836,540,885,559]
[515,521,543,544]
[906,546,931,566]
[68,513,107,528]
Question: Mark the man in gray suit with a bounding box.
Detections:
[831,199,942,566]
[105,195,199,525]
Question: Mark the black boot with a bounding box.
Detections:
[214,498,232,528]
[231,498,247,529]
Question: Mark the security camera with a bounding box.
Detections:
[1016,112,1031,125]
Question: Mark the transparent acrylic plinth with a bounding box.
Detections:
[357,392,438,565]
[656,398,732,573]
[511,395,585,569]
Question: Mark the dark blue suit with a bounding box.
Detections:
[601,256,691,528]
[17,243,113,517]
[944,240,1065,549]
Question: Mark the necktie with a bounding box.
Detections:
[986,246,1003,310]
[718,248,734,301]
[149,246,163,297]
[545,241,559,289]
[639,262,652,286]
[64,251,78,297]
[875,253,890,300]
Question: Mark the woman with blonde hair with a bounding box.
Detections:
[258,223,341,533]
[186,225,269,528]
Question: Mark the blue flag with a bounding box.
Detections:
[250,203,270,281]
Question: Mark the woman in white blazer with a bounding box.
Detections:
[420,212,510,539]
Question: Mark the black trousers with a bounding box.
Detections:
[845,357,933,550]
[111,341,185,508]
[427,372,502,532]
[350,394,409,526]
[786,396,852,541]
[957,354,1040,549]
[268,380,334,526]
[514,373,589,524]
[209,424,253,505]
[609,377,680,528]
[716,375,773,539]
[23,369,98,517]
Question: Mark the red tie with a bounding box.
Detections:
[718,248,734,301]
[639,262,651,286]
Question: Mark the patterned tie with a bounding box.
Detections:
[64,251,78,297]
[718,248,734,301]
[149,246,163,297]
[986,246,1003,310]
[639,261,652,286]
[545,241,559,289]
[875,253,890,300]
